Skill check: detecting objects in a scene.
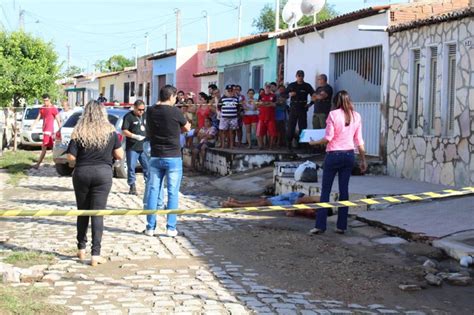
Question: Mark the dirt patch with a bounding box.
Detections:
[197,216,474,313]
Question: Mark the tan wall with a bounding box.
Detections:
[390,0,471,24]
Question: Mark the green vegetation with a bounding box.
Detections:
[253,0,338,32]
[0,31,61,107]
[0,285,66,315]
[94,54,134,73]
[3,251,55,268]
[0,150,39,185]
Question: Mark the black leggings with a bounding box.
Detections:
[72,165,113,256]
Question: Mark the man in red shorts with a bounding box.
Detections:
[257,83,277,150]
[31,94,61,169]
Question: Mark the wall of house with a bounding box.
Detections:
[137,56,153,104]
[99,71,137,104]
[76,78,99,105]
[390,0,471,23]
[151,56,176,104]
[388,16,474,186]
[200,75,218,93]
[176,45,200,96]
[284,13,390,157]
[216,39,278,91]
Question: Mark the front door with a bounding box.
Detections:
[124,82,130,104]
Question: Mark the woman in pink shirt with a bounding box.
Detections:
[309,90,367,234]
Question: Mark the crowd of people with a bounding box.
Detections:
[26,67,367,266]
[164,70,336,170]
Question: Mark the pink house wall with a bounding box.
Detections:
[176,45,200,97]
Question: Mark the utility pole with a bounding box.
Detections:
[275,0,280,31]
[237,0,242,41]
[163,25,168,51]
[145,32,149,55]
[18,7,25,31]
[175,9,181,50]
[132,44,137,67]
[66,44,71,72]
[202,11,210,51]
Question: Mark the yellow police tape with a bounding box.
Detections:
[0,187,473,217]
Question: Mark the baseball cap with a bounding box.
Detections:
[296,70,305,77]
[225,84,234,90]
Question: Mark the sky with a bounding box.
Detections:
[0,0,403,71]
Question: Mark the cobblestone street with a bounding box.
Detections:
[0,165,466,314]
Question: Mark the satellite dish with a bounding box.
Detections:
[282,0,303,31]
[301,0,326,16]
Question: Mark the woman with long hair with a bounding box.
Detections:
[309,90,367,234]
[67,101,124,266]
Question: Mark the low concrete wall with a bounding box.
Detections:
[184,148,301,176]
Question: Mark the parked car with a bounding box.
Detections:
[20,106,62,148]
[53,107,130,178]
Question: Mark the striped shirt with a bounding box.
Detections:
[219,96,239,119]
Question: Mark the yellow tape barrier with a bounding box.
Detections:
[0,187,473,217]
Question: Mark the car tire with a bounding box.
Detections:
[55,163,74,176]
[114,158,128,179]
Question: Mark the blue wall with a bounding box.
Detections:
[151,56,176,104]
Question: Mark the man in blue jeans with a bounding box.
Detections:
[143,85,191,237]
[122,100,149,195]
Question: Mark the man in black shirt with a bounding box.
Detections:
[122,100,148,195]
[310,74,333,129]
[144,85,191,238]
[97,94,107,104]
[286,70,314,150]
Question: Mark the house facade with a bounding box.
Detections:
[387,8,474,186]
[210,36,278,93]
[98,68,137,104]
[148,50,176,104]
[281,7,391,157]
[136,54,154,105]
[64,74,99,106]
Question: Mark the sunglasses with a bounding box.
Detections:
[137,108,145,112]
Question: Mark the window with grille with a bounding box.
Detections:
[138,83,144,97]
[409,49,421,134]
[446,44,456,135]
[427,47,438,134]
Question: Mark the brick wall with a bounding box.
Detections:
[389,0,471,24]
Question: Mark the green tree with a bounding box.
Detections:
[253,1,338,33]
[0,31,60,107]
[94,55,134,73]
[61,65,84,78]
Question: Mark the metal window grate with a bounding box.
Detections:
[447,44,456,133]
[409,49,421,134]
[334,46,383,86]
[428,47,438,133]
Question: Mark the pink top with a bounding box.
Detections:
[324,108,364,152]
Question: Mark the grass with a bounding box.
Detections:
[0,151,38,185]
[0,285,66,315]
[3,251,56,268]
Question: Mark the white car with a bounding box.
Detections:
[53,107,129,177]
[20,106,62,148]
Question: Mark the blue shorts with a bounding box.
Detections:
[267,192,305,206]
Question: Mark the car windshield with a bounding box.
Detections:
[25,108,39,120]
[63,113,118,128]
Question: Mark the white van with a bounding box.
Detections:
[20,106,62,147]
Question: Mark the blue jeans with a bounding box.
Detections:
[268,192,305,206]
[126,150,149,186]
[315,151,355,231]
[144,157,183,231]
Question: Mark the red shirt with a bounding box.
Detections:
[258,93,276,122]
[196,106,211,129]
[40,106,58,133]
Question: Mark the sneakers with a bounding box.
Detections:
[143,229,155,237]
[166,229,178,237]
[91,256,107,267]
[335,228,345,234]
[308,228,325,235]
[129,184,137,195]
